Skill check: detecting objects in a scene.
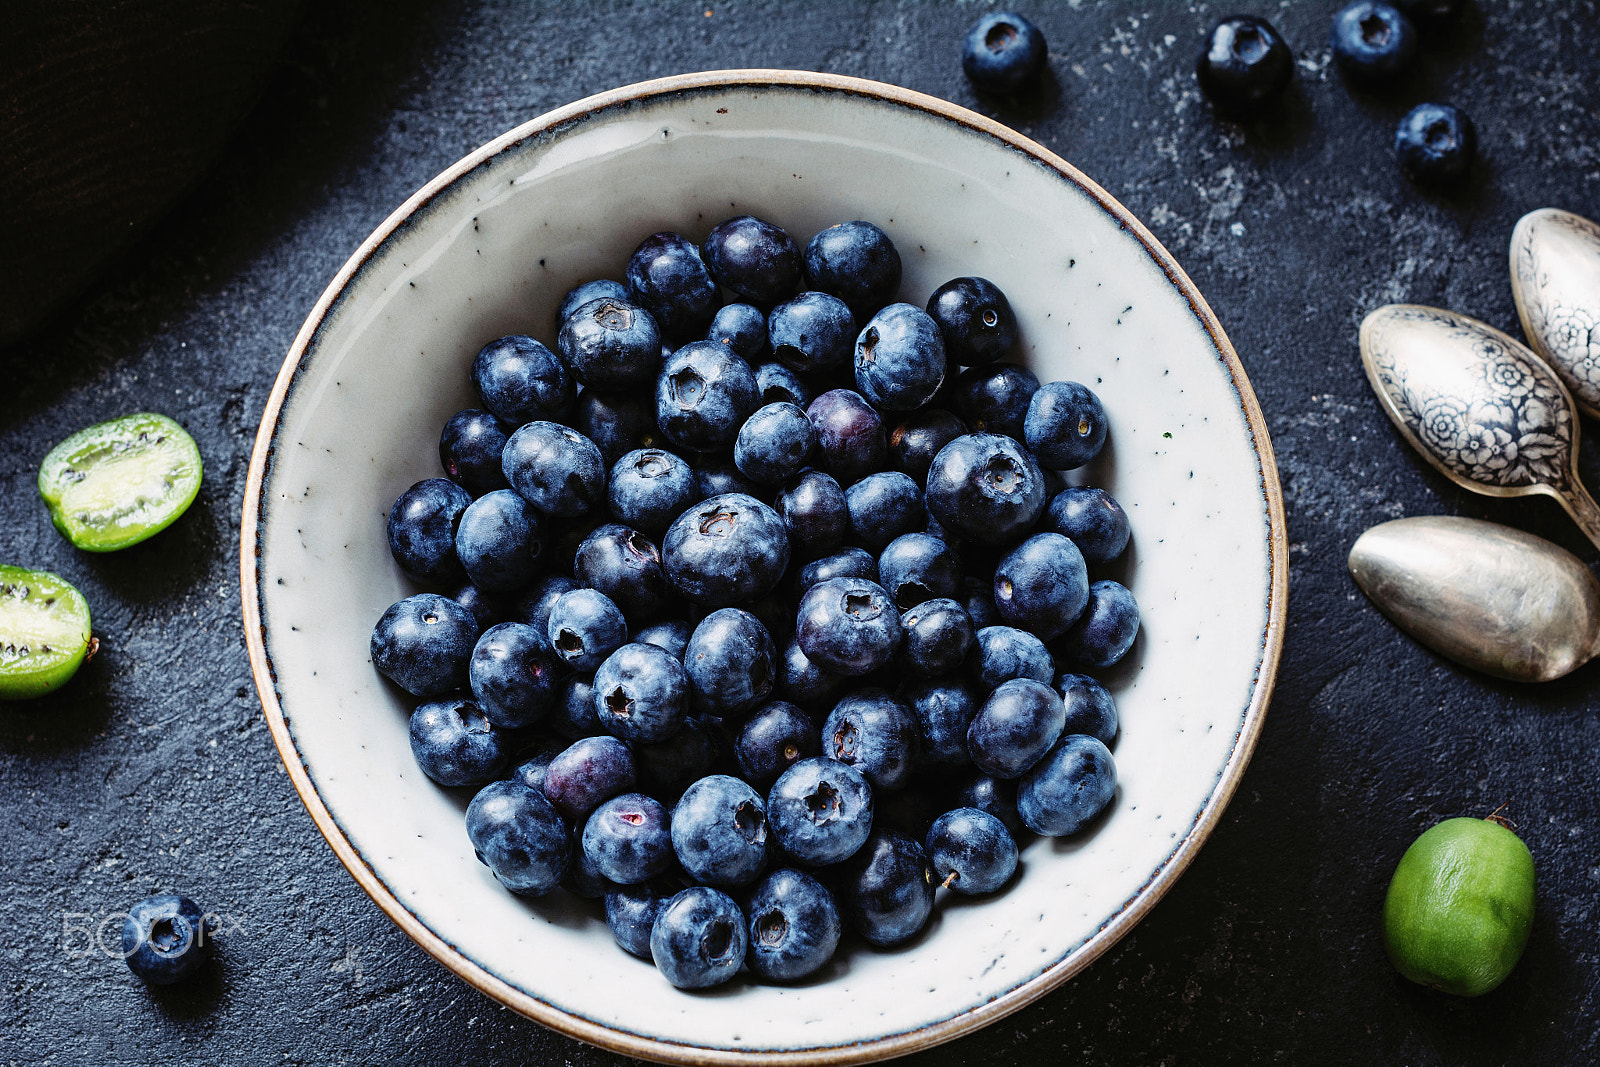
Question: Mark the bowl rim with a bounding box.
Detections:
[239,68,1288,1066]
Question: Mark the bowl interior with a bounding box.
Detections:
[249,74,1280,1063]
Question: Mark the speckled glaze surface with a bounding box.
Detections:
[241,71,1286,1064]
[1512,207,1600,420]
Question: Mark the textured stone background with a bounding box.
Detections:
[2,2,1597,1064]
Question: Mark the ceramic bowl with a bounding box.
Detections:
[242,71,1286,1064]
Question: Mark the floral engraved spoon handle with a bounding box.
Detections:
[1359,303,1600,552]
[1510,207,1600,421]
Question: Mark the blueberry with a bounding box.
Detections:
[961,575,1001,629]
[538,735,634,821]
[735,402,817,485]
[1024,381,1107,471]
[122,895,210,984]
[888,407,967,487]
[768,291,856,374]
[993,533,1089,641]
[371,593,479,696]
[899,598,975,678]
[576,390,664,466]
[575,523,670,620]
[584,792,675,884]
[803,221,902,320]
[926,277,1018,367]
[1197,15,1294,114]
[969,624,1054,689]
[710,302,773,363]
[902,677,979,767]
[439,409,512,494]
[1046,486,1130,564]
[634,618,692,660]
[649,886,748,989]
[502,421,606,518]
[796,577,902,677]
[605,881,672,958]
[472,334,572,425]
[386,478,472,585]
[926,807,1018,895]
[511,573,580,655]
[777,635,848,711]
[409,696,508,787]
[671,774,769,888]
[1055,671,1119,746]
[592,642,689,743]
[855,303,946,412]
[546,587,628,672]
[557,278,629,327]
[693,454,764,502]
[1395,102,1476,184]
[466,779,571,896]
[745,868,842,981]
[702,215,804,308]
[878,533,961,611]
[1017,734,1117,835]
[1331,1,1417,86]
[633,715,719,801]
[446,580,508,632]
[843,472,922,553]
[754,361,814,410]
[794,546,877,594]
[662,492,791,608]
[925,433,1047,546]
[775,468,849,557]
[558,297,662,389]
[967,677,1066,780]
[736,701,821,791]
[656,340,760,452]
[684,608,777,717]
[953,363,1039,441]
[550,673,600,739]
[837,828,936,947]
[1054,579,1140,669]
[961,12,1048,96]
[806,389,888,487]
[626,232,719,343]
[608,449,697,535]
[454,489,544,595]
[823,688,920,792]
[956,774,1027,839]
[766,757,874,866]
[469,622,560,728]
[506,743,561,793]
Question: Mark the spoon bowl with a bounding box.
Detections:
[1511,207,1600,420]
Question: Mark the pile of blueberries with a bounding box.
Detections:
[369,214,1137,990]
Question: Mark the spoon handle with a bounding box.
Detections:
[1555,480,1600,553]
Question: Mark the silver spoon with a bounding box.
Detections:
[1349,516,1600,682]
[1511,207,1600,420]
[1359,303,1600,552]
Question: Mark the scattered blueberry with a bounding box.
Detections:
[557,278,629,327]
[575,523,671,619]
[957,773,1027,839]
[794,546,878,594]
[550,672,600,740]
[1196,15,1294,114]
[962,12,1049,96]
[1395,102,1476,183]
[559,297,662,389]
[775,468,849,557]
[777,634,848,711]
[546,587,628,672]
[888,407,967,487]
[902,676,980,767]
[542,734,638,821]
[593,642,690,744]
[710,302,773,364]
[806,389,888,487]
[878,533,962,611]
[656,340,760,452]
[823,687,921,792]
[583,792,675,884]
[899,597,976,678]
[1331,1,1418,86]
[605,881,672,959]
[512,573,580,655]
[671,774,770,888]
[796,577,902,676]
[455,489,544,594]
[753,360,814,409]
[1055,671,1119,746]
[735,402,817,485]
[1024,381,1107,471]
[855,303,946,411]
[662,492,790,608]
[993,533,1089,641]
[608,449,697,535]
[969,624,1054,689]
[122,895,210,985]
[966,677,1066,780]
[844,471,923,552]
[952,363,1039,441]
[684,608,777,717]
[925,433,1047,546]
[576,389,663,466]
[439,409,512,494]
[837,827,936,947]
[736,701,821,790]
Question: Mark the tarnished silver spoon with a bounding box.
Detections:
[1359,303,1600,551]
[1511,207,1600,420]
[1349,516,1600,682]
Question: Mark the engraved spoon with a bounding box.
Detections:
[1359,303,1600,551]
[1511,207,1600,420]
[1349,516,1600,682]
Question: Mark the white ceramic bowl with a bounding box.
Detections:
[242,71,1286,1064]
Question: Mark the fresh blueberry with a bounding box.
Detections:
[837,828,936,947]
[634,618,692,660]
[671,774,769,888]
[546,587,628,672]
[1395,102,1476,183]
[1046,486,1130,564]
[956,774,1027,839]
[854,303,946,411]
[925,433,1047,546]
[469,622,560,728]
[775,468,849,557]
[454,489,544,595]
[902,677,979,768]
[754,361,814,410]
[888,408,967,487]
[684,608,777,717]
[1055,671,1119,746]
[693,454,764,502]
[1197,15,1294,114]
[122,895,210,984]
[1331,1,1417,86]
[511,573,579,655]
[502,421,606,518]
[796,577,902,676]
[961,12,1048,96]
[583,792,675,884]
[608,449,696,535]
[967,677,1066,779]
[702,215,804,308]
[550,673,600,739]
[953,363,1038,441]
[592,642,689,743]
[1025,381,1107,471]
[649,886,748,990]
[410,697,508,787]
[745,868,842,981]
[446,579,508,632]
[823,688,920,792]
[605,881,672,958]
[439,409,512,494]
[662,492,791,608]
[472,334,572,425]
[466,779,571,896]
[777,635,848,711]
[1017,734,1117,835]
[576,389,664,466]
[656,340,760,452]
[387,478,472,585]
[926,277,1018,367]
[803,221,902,320]
[844,471,922,552]
[710,302,773,363]
[540,735,638,821]
[899,598,975,678]
[1054,579,1140,669]
[735,402,817,485]
[633,715,719,801]
[559,297,662,389]
[878,533,961,611]
[961,575,1001,629]
[768,291,856,374]
[626,232,719,343]
[736,701,821,790]
[371,593,479,696]
[993,533,1089,641]
[558,278,629,325]
[969,624,1054,689]
[926,807,1017,895]
[575,523,670,620]
[766,757,874,866]
[806,389,888,487]
[794,546,877,594]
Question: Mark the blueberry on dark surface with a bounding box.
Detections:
[1331,1,1418,86]
[557,278,630,327]
[558,297,662,389]
[634,618,692,661]
[1054,579,1140,669]
[371,593,479,696]
[844,471,923,553]
[693,453,764,502]
[576,390,663,467]
[768,290,857,374]
[550,673,600,739]
[702,215,804,308]
[898,597,975,678]
[926,276,1018,367]
[803,221,902,320]
[469,622,559,728]
[1196,15,1294,114]
[122,894,209,985]
[608,448,697,535]
[655,339,760,452]
[775,468,849,557]
[823,687,920,792]
[1055,671,1119,746]
[754,360,814,410]
[511,573,579,655]
[684,608,777,718]
[633,715,719,801]
[967,677,1066,780]
[439,409,511,494]
[962,12,1048,96]
[878,533,961,611]
[736,701,821,790]
[1018,733,1117,835]
[593,642,690,744]
[993,532,1089,641]
[583,792,675,885]
[605,881,672,959]
[957,773,1027,839]
[1395,102,1476,183]
[501,421,606,518]
[409,696,507,787]
[546,587,628,673]
[541,734,638,821]
[924,433,1047,546]
[710,302,773,364]
[472,334,573,425]
[649,886,748,990]
[387,478,472,585]
[671,773,769,888]
[806,389,888,487]
[626,231,719,343]
[855,303,946,412]
[953,363,1039,441]
[902,677,980,768]
[1025,381,1108,471]
[794,546,878,594]
[796,577,902,677]
[735,402,817,485]
[926,807,1018,895]
[837,827,936,948]
[1046,486,1130,565]
[575,523,670,620]
[745,867,842,981]
[662,492,791,608]
[766,757,874,866]
[466,779,571,896]
[969,624,1054,689]
[888,407,967,487]
[777,635,848,711]
[454,489,544,595]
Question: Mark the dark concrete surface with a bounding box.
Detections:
[2,2,1597,1063]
